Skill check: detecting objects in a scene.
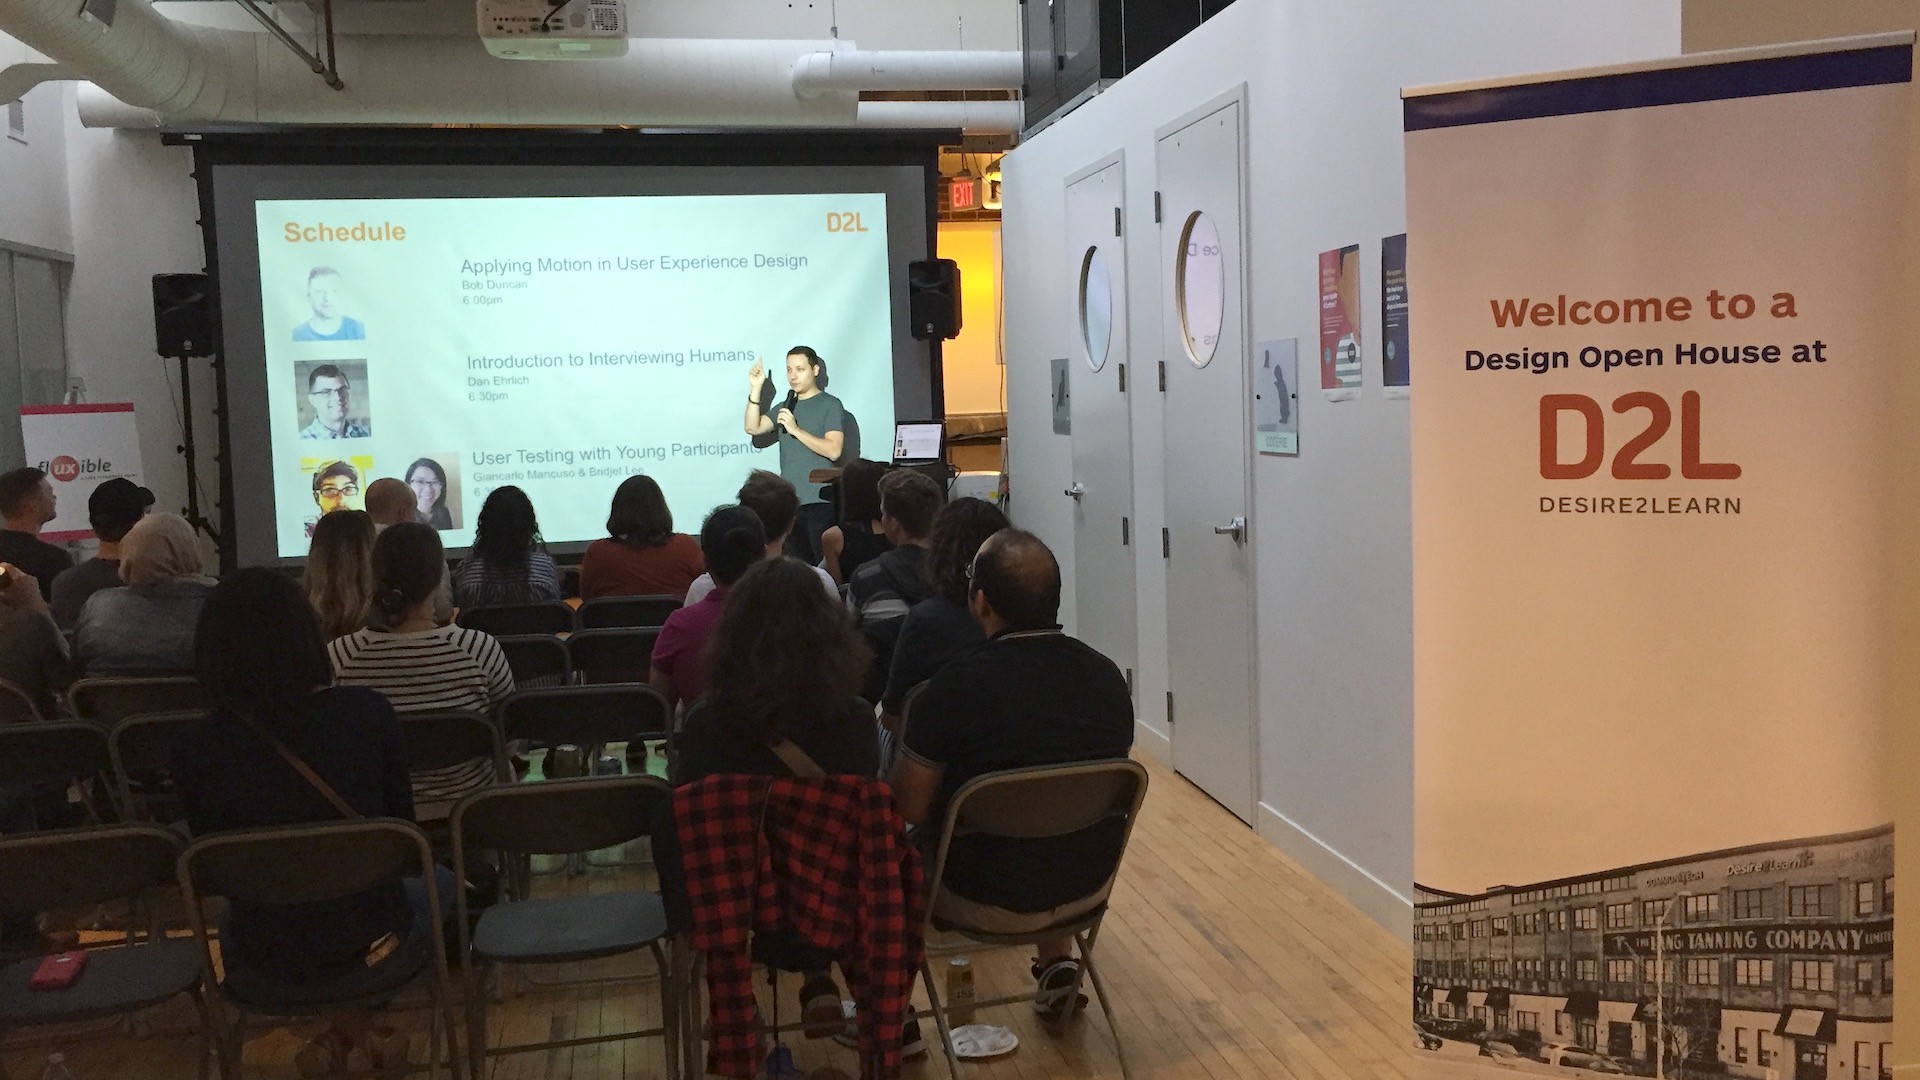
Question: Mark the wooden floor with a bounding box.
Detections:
[1,755,1415,1079]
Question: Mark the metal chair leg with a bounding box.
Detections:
[1075,931,1130,1080]
[188,988,214,1080]
[919,958,962,1080]
[466,965,489,1080]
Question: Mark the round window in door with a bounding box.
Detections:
[1175,211,1225,367]
[1079,245,1114,372]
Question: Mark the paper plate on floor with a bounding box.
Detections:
[949,1024,1018,1059]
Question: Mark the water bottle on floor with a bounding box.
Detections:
[42,1052,75,1080]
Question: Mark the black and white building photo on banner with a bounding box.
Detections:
[1403,36,1909,1080]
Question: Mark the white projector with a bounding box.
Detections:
[478,0,628,60]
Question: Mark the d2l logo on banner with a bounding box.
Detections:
[1538,391,1738,480]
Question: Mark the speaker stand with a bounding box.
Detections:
[169,350,219,544]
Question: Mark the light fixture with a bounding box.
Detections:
[982,157,1003,210]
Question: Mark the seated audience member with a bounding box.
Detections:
[451,485,562,609]
[173,568,435,1076]
[305,509,377,639]
[580,475,705,601]
[331,523,515,802]
[892,529,1134,1023]
[818,459,891,586]
[880,498,1009,731]
[684,471,836,605]
[364,478,451,625]
[657,555,886,1046]
[51,477,154,629]
[0,467,72,602]
[847,469,943,627]
[647,506,763,710]
[72,513,216,675]
[0,563,72,718]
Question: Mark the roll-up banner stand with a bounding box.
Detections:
[1404,35,1910,1080]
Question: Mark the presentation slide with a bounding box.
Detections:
[255,192,895,557]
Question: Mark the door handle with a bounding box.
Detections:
[1211,516,1247,543]
[1064,483,1086,501]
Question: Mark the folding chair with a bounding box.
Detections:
[178,818,465,1080]
[450,776,677,1079]
[0,720,116,829]
[455,602,576,637]
[0,678,41,725]
[494,634,571,688]
[577,595,681,630]
[566,628,663,685]
[397,711,511,828]
[499,684,673,765]
[915,759,1149,1080]
[67,676,206,727]
[0,825,211,1080]
[108,710,207,826]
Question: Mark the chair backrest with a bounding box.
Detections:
[456,602,577,637]
[0,824,185,914]
[179,818,434,908]
[566,628,662,685]
[926,759,1149,910]
[0,720,112,790]
[499,683,672,749]
[577,595,681,631]
[109,710,207,822]
[453,774,670,862]
[495,634,572,688]
[0,677,42,724]
[68,676,207,725]
[398,711,510,777]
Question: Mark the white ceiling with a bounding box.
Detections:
[157,0,1020,51]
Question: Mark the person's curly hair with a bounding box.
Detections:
[702,557,871,744]
[921,497,1010,603]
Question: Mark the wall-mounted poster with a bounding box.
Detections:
[1380,233,1409,398]
[1254,338,1299,455]
[1318,244,1362,401]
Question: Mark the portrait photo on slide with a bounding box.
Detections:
[294,360,373,440]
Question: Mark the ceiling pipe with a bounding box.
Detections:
[855,99,1020,135]
[0,0,231,114]
[792,49,1022,97]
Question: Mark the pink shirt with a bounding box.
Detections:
[651,585,726,703]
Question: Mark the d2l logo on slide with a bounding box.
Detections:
[826,212,870,233]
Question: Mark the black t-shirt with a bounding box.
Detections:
[171,687,416,982]
[50,557,121,630]
[836,520,892,584]
[0,530,74,603]
[882,596,985,714]
[676,698,881,782]
[903,630,1133,912]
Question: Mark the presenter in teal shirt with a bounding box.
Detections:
[744,346,845,562]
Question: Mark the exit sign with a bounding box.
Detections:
[949,175,979,210]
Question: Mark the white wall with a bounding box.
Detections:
[0,73,71,256]
[1000,0,1681,929]
[62,120,217,537]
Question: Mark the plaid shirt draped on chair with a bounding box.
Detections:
[675,774,925,1079]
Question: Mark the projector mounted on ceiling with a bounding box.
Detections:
[477,0,628,60]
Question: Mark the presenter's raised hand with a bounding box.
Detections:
[748,359,768,395]
[775,407,797,433]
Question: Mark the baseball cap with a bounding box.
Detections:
[89,477,155,534]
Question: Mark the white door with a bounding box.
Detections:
[1156,97,1256,822]
[1063,157,1138,704]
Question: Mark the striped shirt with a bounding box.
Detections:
[451,551,563,610]
[327,624,515,801]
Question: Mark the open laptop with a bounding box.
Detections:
[892,420,946,466]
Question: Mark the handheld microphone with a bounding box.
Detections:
[782,390,798,418]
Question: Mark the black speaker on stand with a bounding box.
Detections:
[151,273,219,543]
[907,259,962,340]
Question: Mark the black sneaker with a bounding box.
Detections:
[1031,957,1088,1029]
[901,1018,926,1060]
[798,974,842,1040]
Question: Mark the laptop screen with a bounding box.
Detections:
[893,421,945,463]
